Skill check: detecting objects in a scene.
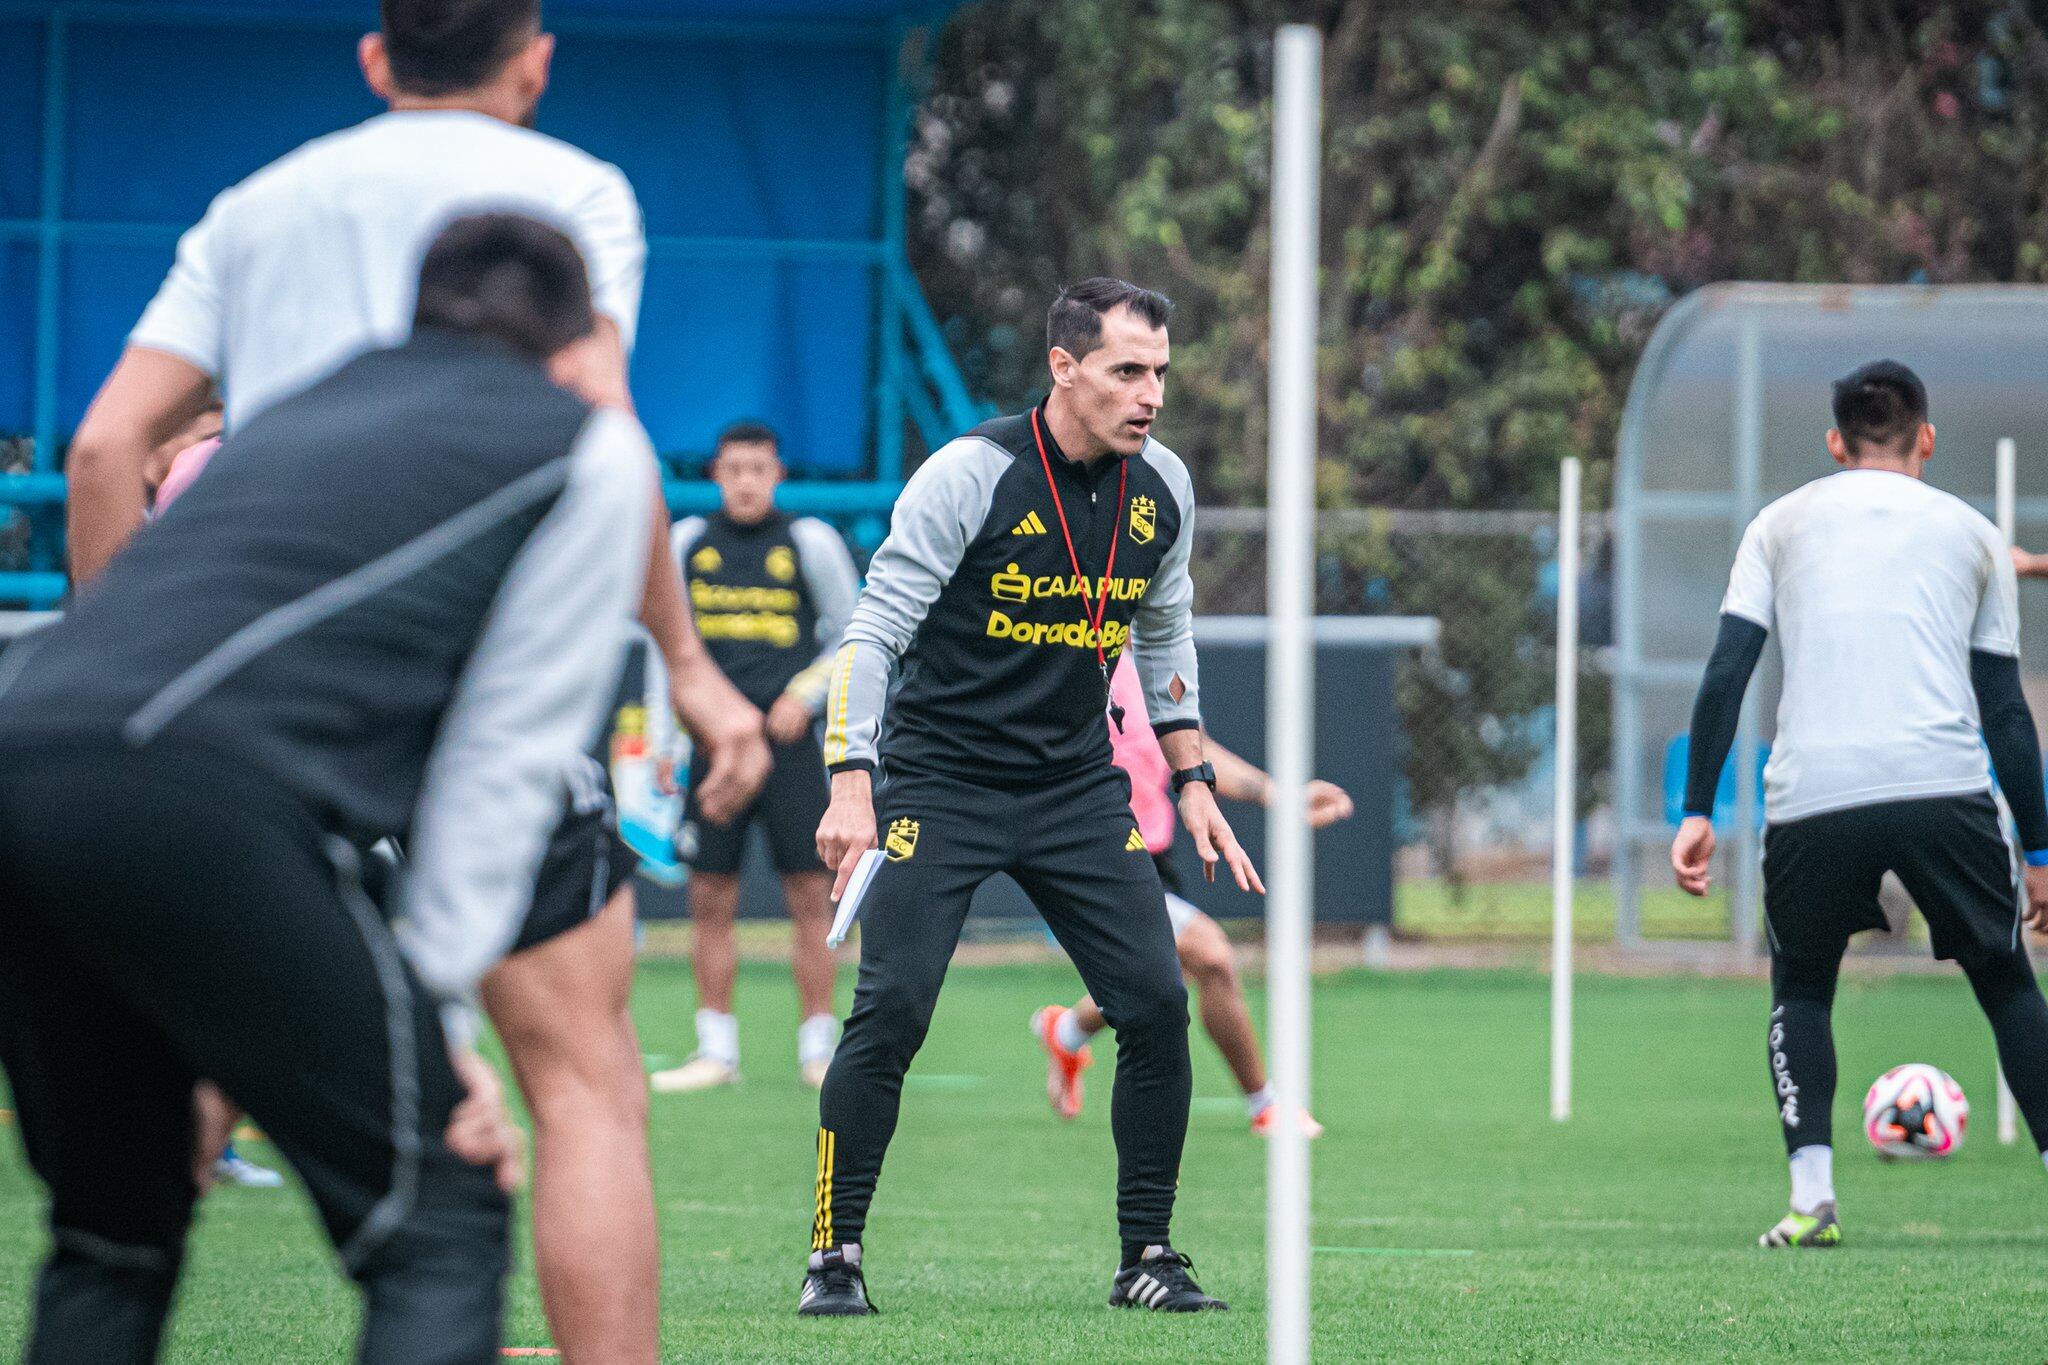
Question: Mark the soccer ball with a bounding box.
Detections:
[1862,1063,1968,1160]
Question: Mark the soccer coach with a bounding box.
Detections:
[0,215,644,1362]
[799,279,1260,1317]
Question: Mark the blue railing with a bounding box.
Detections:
[0,1,986,603]
[0,262,985,602]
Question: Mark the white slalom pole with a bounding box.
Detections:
[1996,436,2020,1146]
[1551,457,1581,1122]
[1266,23,1320,1365]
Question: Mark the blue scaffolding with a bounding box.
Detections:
[0,0,984,605]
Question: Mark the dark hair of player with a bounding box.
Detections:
[413,213,594,361]
[1831,359,1928,455]
[716,420,780,457]
[1047,277,1174,360]
[380,0,540,96]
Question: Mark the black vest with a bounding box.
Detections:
[0,332,593,844]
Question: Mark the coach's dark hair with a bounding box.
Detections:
[380,0,540,96]
[1047,278,1173,360]
[1831,359,1928,454]
[413,213,594,361]
[716,420,780,457]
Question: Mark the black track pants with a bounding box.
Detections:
[813,763,1190,1254]
[0,742,509,1364]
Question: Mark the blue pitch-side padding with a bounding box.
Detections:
[1661,734,1769,830]
[4,12,906,475]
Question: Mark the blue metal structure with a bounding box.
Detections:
[0,0,984,605]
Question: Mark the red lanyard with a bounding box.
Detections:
[1031,407,1129,729]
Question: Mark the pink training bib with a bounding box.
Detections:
[1110,654,1175,854]
[153,437,220,513]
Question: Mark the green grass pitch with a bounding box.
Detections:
[5,958,2048,1361]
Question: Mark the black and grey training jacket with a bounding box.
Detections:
[0,329,650,1010]
[823,403,1199,783]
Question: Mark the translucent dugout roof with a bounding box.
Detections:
[1612,283,2048,943]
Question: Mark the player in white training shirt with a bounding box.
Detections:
[61,5,766,1359]
[1673,361,2048,1250]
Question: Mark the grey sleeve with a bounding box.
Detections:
[395,407,653,1010]
[1129,446,1201,734]
[821,438,1007,771]
[786,516,862,714]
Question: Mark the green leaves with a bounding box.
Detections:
[907,0,2048,863]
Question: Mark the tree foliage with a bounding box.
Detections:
[908,1,2048,865]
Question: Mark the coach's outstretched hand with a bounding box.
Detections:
[818,769,880,900]
[1180,783,1265,893]
[1671,815,1715,897]
[446,1047,526,1195]
[2025,864,2048,934]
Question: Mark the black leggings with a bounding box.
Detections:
[1770,946,2048,1154]
[0,742,509,1364]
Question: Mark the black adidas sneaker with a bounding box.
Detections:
[1108,1245,1229,1312]
[798,1243,876,1316]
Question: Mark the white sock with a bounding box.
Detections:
[1245,1084,1276,1119]
[798,1013,838,1065]
[1056,1008,1099,1053]
[2039,1150,2048,1175]
[1788,1144,1834,1214]
[695,1008,739,1067]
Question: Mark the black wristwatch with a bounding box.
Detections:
[1170,762,1217,797]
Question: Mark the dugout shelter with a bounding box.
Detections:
[0,0,980,607]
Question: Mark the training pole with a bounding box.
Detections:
[1266,22,1320,1365]
[1996,436,2020,1146]
[1551,457,1581,1122]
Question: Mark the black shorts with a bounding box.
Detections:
[1763,792,2021,966]
[1152,848,1188,899]
[366,757,636,956]
[680,729,829,876]
[513,799,637,954]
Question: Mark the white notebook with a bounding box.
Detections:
[826,848,885,948]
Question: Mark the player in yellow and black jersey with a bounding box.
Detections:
[651,422,859,1094]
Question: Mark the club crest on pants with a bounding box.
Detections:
[885,817,920,861]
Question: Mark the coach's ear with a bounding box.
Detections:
[1918,421,1937,463]
[1825,427,1850,468]
[359,34,394,101]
